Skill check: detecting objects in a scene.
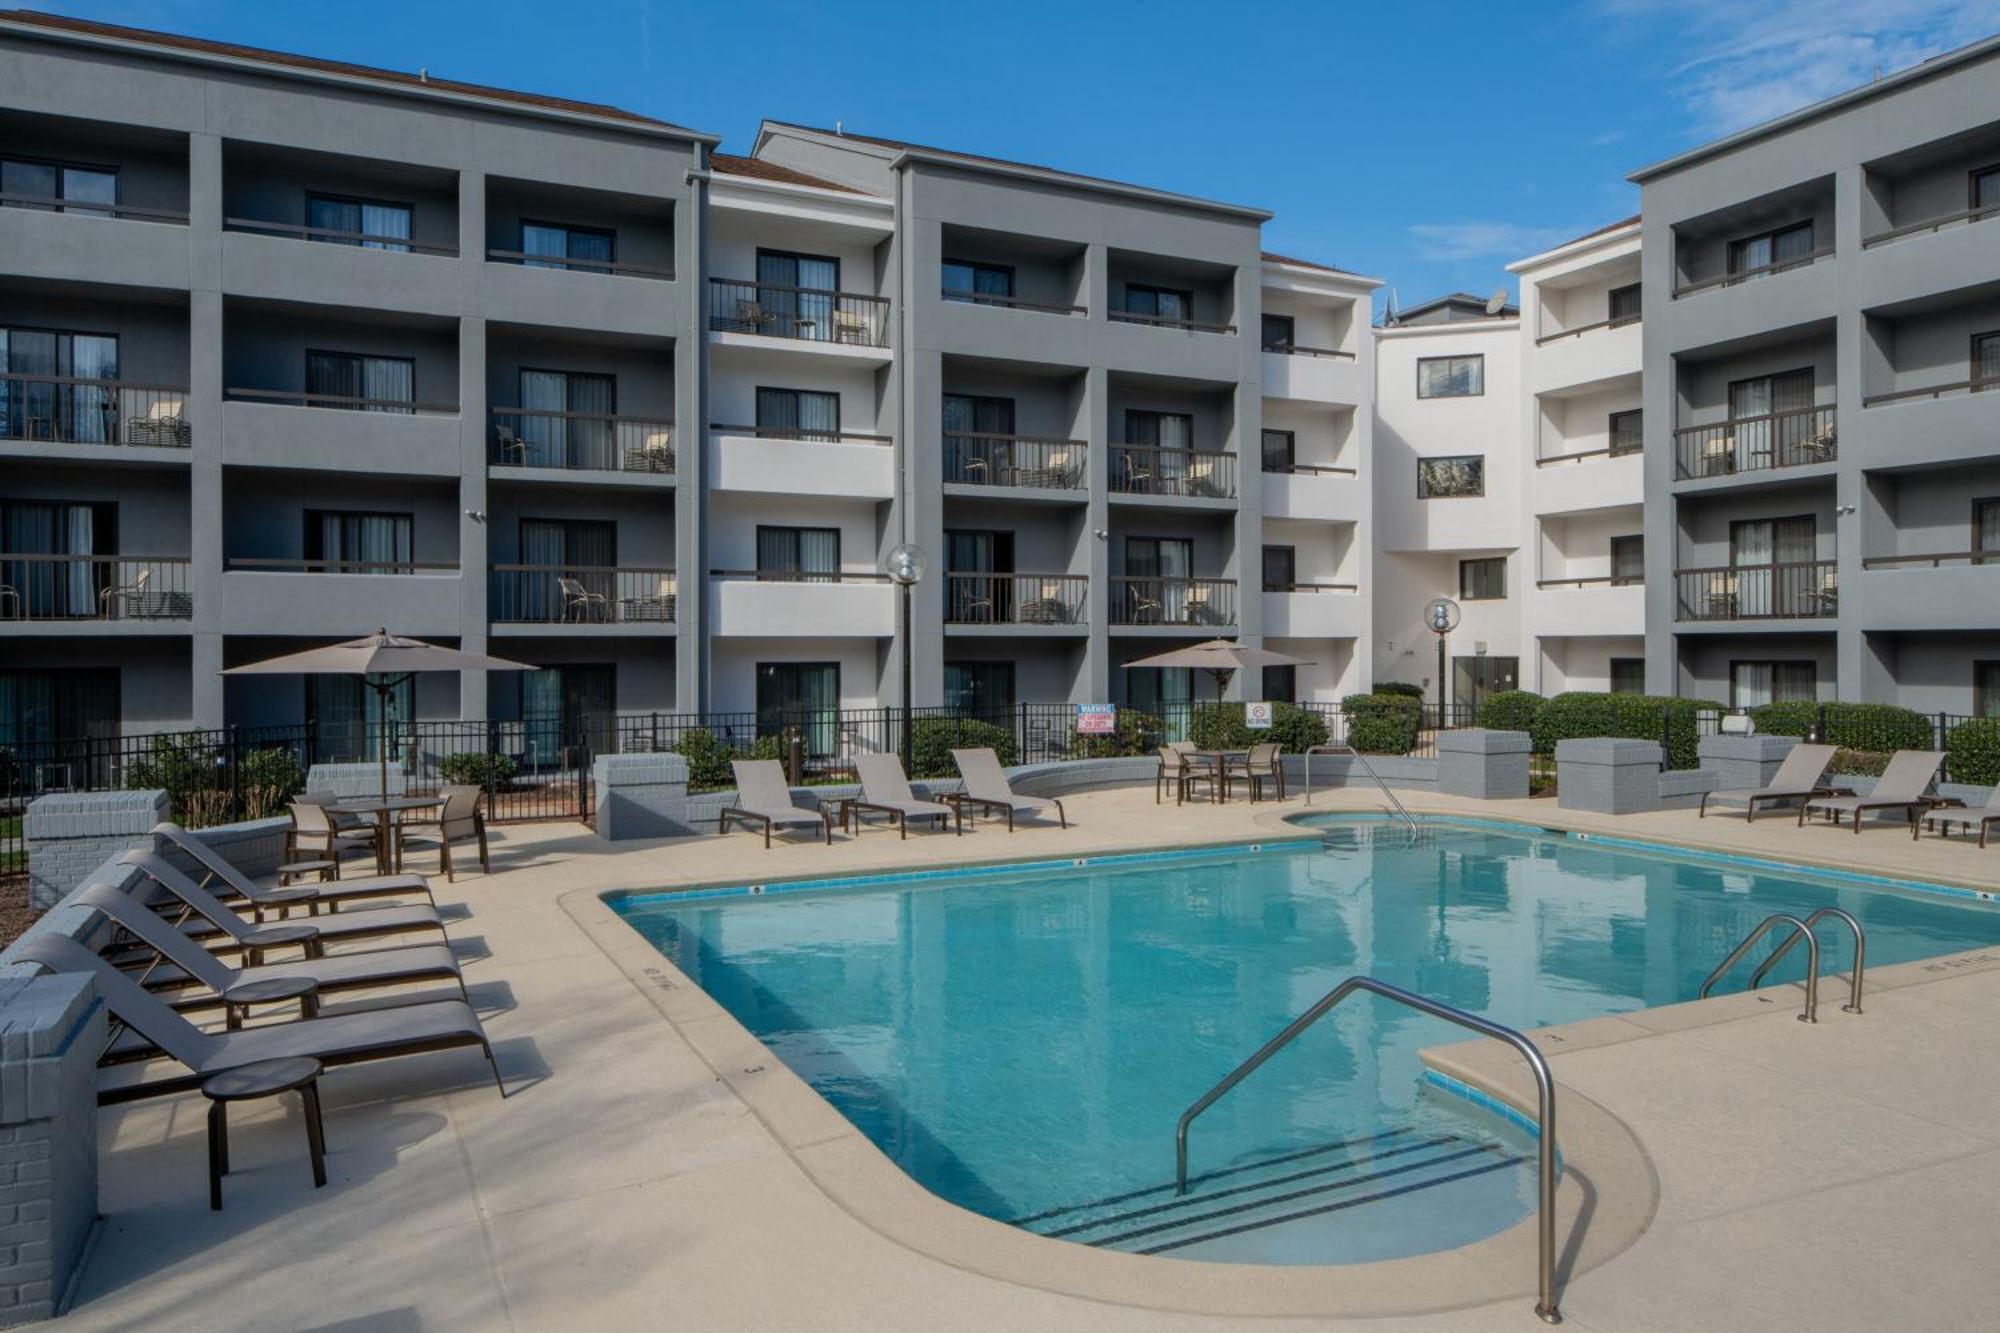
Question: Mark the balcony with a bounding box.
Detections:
[707,278,889,347]
[489,566,678,627]
[1531,576,1645,637]
[709,572,894,638]
[0,554,191,623]
[942,288,1086,317]
[1673,406,1836,480]
[1674,562,1838,622]
[1261,582,1364,638]
[1108,308,1236,336]
[942,434,1086,493]
[1262,464,1362,523]
[489,410,675,476]
[1109,446,1237,501]
[943,574,1088,628]
[222,215,456,256]
[486,247,672,281]
[1109,577,1237,628]
[1,374,191,449]
[709,425,892,499]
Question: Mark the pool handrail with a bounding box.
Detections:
[1697,912,1822,1022]
[1303,744,1419,833]
[1173,974,1563,1325]
[1747,906,1865,1014]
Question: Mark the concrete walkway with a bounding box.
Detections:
[59,786,2000,1331]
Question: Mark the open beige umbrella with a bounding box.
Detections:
[1122,638,1314,700]
[223,628,534,800]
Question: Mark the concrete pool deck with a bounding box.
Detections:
[56,785,2000,1331]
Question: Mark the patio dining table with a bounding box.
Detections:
[328,795,444,876]
[1186,749,1250,804]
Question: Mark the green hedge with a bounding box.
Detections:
[674,728,782,790]
[127,732,306,826]
[1530,692,1704,769]
[1069,710,1162,759]
[1947,718,2000,786]
[1749,701,1935,753]
[910,716,1016,779]
[1187,702,1330,753]
[1373,681,1427,700]
[1477,689,1545,734]
[438,752,519,792]
[1341,693,1422,755]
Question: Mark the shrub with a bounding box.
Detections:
[1187,702,1331,754]
[673,727,781,790]
[1530,692,1704,769]
[127,732,230,827]
[1750,701,1934,754]
[1069,709,1162,759]
[1374,681,1427,700]
[1827,748,1891,778]
[1478,690,1545,734]
[1947,718,2000,786]
[236,746,306,820]
[1340,693,1422,755]
[910,716,1016,779]
[438,751,519,792]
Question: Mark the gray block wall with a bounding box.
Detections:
[0,974,103,1326]
[24,791,169,911]
[303,763,406,800]
[1698,735,1801,794]
[1436,730,1532,800]
[1556,739,1718,814]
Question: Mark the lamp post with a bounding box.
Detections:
[1425,596,1460,725]
[885,542,928,770]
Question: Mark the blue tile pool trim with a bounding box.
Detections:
[606,836,1325,913]
[1421,1070,1547,1143]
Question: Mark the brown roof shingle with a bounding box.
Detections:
[709,153,864,195]
[1262,249,1352,275]
[1559,214,1641,248]
[0,9,701,135]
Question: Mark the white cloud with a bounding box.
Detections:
[1407,221,1584,262]
[1601,0,2000,135]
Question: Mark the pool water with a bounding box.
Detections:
[609,818,2000,1264]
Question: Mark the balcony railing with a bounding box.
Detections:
[941,287,1087,316]
[0,554,191,621]
[1264,580,1360,593]
[490,566,678,624]
[942,433,1085,489]
[707,278,890,347]
[1110,445,1237,499]
[225,387,459,415]
[1860,551,2000,570]
[1262,341,1355,359]
[709,422,890,446]
[1,374,191,447]
[1532,313,1641,345]
[222,216,457,256]
[943,573,1088,626]
[1110,576,1237,627]
[1263,461,1358,477]
[1536,575,1644,588]
[1862,201,2000,249]
[225,558,459,576]
[486,248,674,280]
[0,191,188,224]
[1109,308,1236,335]
[1673,405,1836,479]
[1674,562,1837,621]
[489,410,675,474]
[1672,246,1835,298]
[1862,377,2000,408]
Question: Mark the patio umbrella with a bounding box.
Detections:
[222,628,534,801]
[1122,638,1314,699]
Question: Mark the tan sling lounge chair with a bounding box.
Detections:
[844,753,960,838]
[719,759,835,848]
[1922,783,2000,848]
[949,748,1067,831]
[1699,742,1837,820]
[155,821,435,913]
[121,851,450,955]
[1799,750,1944,837]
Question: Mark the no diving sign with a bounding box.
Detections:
[1245,701,1274,730]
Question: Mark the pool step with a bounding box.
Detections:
[1009,1127,1531,1258]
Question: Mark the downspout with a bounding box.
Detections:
[685,163,712,713]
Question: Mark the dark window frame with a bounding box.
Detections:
[1607,282,1642,323]
[754,384,842,441]
[1729,513,1816,567]
[754,661,841,756]
[522,218,617,266]
[1610,534,1645,586]
[1124,282,1196,323]
[518,366,617,414]
[1972,495,2000,564]
[1608,408,1644,455]
[1260,313,1296,352]
[304,348,417,410]
[301,507,416,573]
[1609,658,1646,695]
[1726,219,1814,275]
[1416,354,1485,399]
[1728,659,1818,709]
[1261,664,1297,703]
[0,154,120,212]
[1972,329,2000,391]
[304,190,414,247]
[1260,427,1296,472]
[1261,544,1297,592]
[1969,162,2000,210]
[1975,660,2000,717]
[941,257,1015,302]
[757,246,840,292]
[754,524,842,581]
[1417,454,1485,498]
[1458,555,1506,601]
[1727,366,1815,420]
[943,660,1016,716]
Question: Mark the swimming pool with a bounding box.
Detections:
[608,817,2000,1265]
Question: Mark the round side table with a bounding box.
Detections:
[201,1056,328,1210]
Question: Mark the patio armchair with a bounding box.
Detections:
[558,576,609,623]
[126,393,190,447]
[833,308,873,344]
[289,799,381,875]
[1242,742,1286,801]
[719,759,835,848]
[843,753,960,838]
[98,567,151,620]
[493,423,529,466]
[1701,438,1736,476]
[1699,743,1836,820]
[396,783,490,882]
[1155,741,1199,804]
[626,430,674,474]
[1799,750,1945,836]
[1186,452,1221,498]
[948,747,1066,832]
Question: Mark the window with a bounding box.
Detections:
[303,510,414,574]
[758,249,840,340]
[0,157,116,215]
[516,369,614,468]
[1727,220,1814,277]
[755,387,841,442]
[942,259,1014,304]
[505,663,616,761]
[306,193,411,251]
[1261,314,1296,352]
[1730,661,1815,708]
[519,518,615,616]
[1262,665,1297,703]
[1416,355,1484,398]
[756,662,838,757]
[1730,514,1817,616]
[1123,536,1193,623]
[1608,409,1644,456]
[0,327,119,444]
[306,350,414,413]
[1609,658,1646,695]
[942,393,1016,482]
[1610,535,1645,586]
[1977,661,2000,718]
[1969,163,1999,213]
[944,662,1014,717]
[1459,556,1506,600]
[1452,657,1518,714]
[1125,666,1194,740]
[0,667,118,751]
[1418,455,1484,498]
[1726,367,1815,470]
[1262,545,1297,592]
[1123,284,1194,324]
[1974,330,2000,392]
[306,673,413,762]
[522,220,613,272]
[1,500,115,617]
[755,526,840,581]
[944,529,1014,622]
[1125,410,1194,450]
[1608,283,1642,323]
[1973,498,2000,565]
[1260,428,1296,473]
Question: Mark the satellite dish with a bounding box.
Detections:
[1484,288,1510,316]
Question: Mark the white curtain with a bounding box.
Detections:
[520,370,566,466]
[360,203,411,253]
[1733,520,1774,616]
[65,505,94,614]
[361,357,414,416]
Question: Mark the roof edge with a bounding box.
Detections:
[1506,217,1640,273]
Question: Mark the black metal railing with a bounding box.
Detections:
[225,558,459,576]
[225,387,459,415]
[1673,405,1837,479]
[707,277,890,346]
[942,287,1087,315]
[489,566,678,624]
[222,216,456,256]
[0,554,191,620]
[709,422,890,446]
[1262,341,1355,359]
[1110,445,1237,499]
[1109,308,1236,335]
[489,410,675,473]
[1109,577,1237,627]
[943,574,1088,625]
[1674,561,1838,621]
[942,432,1086,489]
[1673,245,1835,297]
[0,191,188,223]
[1263,461,1358,477]
[486,248,674,280]
[1862,201,2000,248]
[1860,551,2000,570]
[1861,377,2000,408]
[1,373,192,447]
[1533,312,1640,344]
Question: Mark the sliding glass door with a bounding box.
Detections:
[1,499,112,617]
[0,327,118,444]
[1728,368,1812,471]
[757,249,839,341]
[757,662,838,758]
[1731,515,1815,616]
[519,370,615,468]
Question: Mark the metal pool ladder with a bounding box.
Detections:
[1698,909,1865,1023]
[1173,975,1564,1325]
[1303,744,1419,834]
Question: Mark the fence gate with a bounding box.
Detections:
[388,721,594,827]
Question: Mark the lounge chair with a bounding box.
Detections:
[74,882,464,1022]
[395,784,489,882]
[15,934,501,1104]
[1699,742,1836,820]
[719,759,835,848]
[1798,750,1945,837]
[121,851,450,956]
[949,748,1067,831]
[1922,783,2000,848]
[155,822,434,914]
[844,753,960,838]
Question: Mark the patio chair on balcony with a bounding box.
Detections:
[625,430,674,474]
[1125,588,1163,625]
[127,394,189,447]
[833,308,873,345]
[558,576,608,623]
[1185,583,1220,625]
[493,423,529,466]
[1701,438,1736,476]
[1186,453,1222,498]
[0,582,17,619]
[620,577,676,623]
[98,568,151,620]
[1120,453,1157,494]
[731,299,768,334]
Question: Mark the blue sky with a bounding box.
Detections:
[46,0,2000,310]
